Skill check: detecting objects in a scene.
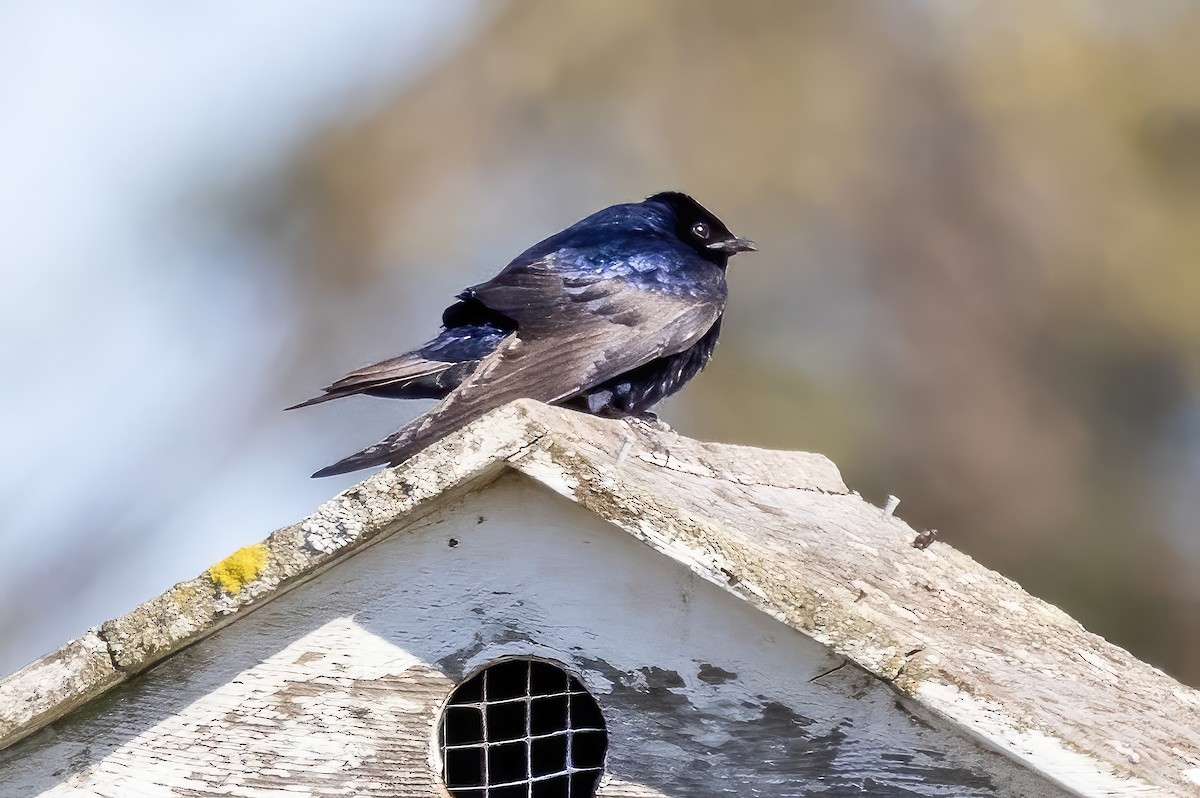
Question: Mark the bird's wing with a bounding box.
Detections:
[312,274,722,477]
[464,252,702,332]
[284,354,459,410]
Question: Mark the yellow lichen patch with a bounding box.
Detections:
[208,544,269,595]
[170,584,201,612]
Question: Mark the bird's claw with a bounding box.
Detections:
[627,412,672,435]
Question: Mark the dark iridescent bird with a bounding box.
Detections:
[292,192,755,477]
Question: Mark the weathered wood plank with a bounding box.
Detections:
[0,403,544,750]
[506,402,1200,797]
[1,399,1197,796]
[0,477,1070,797]
[0,632,121,747]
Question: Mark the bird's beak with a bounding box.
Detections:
[707,236,757,254]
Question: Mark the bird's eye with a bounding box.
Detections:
[691,222,710,240]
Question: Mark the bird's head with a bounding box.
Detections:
[644,191,757,265]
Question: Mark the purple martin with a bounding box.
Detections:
[292,192,755,478]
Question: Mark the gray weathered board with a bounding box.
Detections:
[1,400,1198,796]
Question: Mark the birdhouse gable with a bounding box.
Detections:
[2,399,1199,797]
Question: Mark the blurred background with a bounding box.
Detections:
[2,1,1198,686]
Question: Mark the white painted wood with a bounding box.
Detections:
[1,400,1197,796]
[502,405,1200,798]
[0,476,1066,797]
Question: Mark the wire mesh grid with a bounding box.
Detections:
[440,659,607,798]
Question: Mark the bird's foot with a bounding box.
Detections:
[627,412,672,435]
[615,413,672,469]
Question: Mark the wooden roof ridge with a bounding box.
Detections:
[2,399,1198,796]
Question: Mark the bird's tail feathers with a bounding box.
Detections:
[285,354,453,411]
[311,334,581,478]
[310,401,482,478]
[284,392,346,411]
[310,431,412,478]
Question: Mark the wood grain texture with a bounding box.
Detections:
[0,632,119,746]
[505,405,1200,797]
[1,399,1197,797]
[1,477,1068,797]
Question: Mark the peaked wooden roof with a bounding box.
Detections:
[2,400,1198,796]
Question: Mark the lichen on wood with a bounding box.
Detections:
[208,544,269,595]
[1,399,1198,797]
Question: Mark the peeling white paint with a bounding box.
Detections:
[2,401,1196,797]
[4,476,1067,797]
[917,682,1166,797]
[506,447,579,501]
[1108,738,1143,765]
[1175,690,1200,707]
[39,619,423,797]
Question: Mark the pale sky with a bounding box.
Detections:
[0,1,479,675]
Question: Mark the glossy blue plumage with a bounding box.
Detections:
[504,199,731,299]
[296,192,755,476]
[419,324,508,363]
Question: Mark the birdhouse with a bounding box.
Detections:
[2,401,1198,796]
